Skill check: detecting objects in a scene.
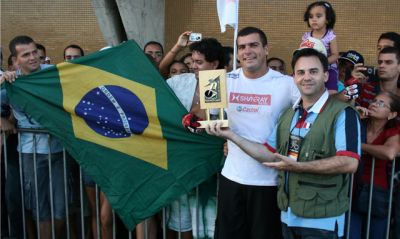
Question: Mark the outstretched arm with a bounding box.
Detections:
[362,134,400,161]
[263,153,358,174]
[205,121,276,163]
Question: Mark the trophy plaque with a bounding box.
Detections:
[197,69,228,128]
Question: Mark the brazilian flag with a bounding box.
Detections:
[5,40,224,229]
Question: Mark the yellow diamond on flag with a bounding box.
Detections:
[57,62,167,169]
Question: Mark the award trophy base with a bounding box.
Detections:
[197,119,229,128]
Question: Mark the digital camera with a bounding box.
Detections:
[189,33,202,42]
[361,66,376,77]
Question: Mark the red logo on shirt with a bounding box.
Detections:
[230,93,271,105]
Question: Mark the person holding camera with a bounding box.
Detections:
[158,31,199,78]
[337,50,364,92]
[352,46,400,108]
[349,32,400,107]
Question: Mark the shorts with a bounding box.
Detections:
[166,193,192,232]
[214,175,282,239]
[188,188,217,239]
[166,175,218,238]
[22,152,72,221]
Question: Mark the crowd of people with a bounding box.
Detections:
[1,1,400,239]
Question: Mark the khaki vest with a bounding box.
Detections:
[276,97,354,218]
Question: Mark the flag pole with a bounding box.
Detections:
[233,0,239,70]
[233,26,238,70]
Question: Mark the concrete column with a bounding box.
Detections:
[115,0,165,48]
[91,0,127,46]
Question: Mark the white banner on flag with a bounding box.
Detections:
[217,0,238,33]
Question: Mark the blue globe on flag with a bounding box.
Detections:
[75,85,149,138]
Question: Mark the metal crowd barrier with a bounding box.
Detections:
[345,156,399,239]
[1,129,399,239]
[1,129,214,239]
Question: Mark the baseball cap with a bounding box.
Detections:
[339,50,364,65]
[100,46,112,51]
[294,37,327,56]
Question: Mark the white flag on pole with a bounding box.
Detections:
[217,0,238,33]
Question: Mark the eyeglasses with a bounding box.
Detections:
[65,55,81,60]
[371,99,391,109]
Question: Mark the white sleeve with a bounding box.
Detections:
[166,76,177,91]
[289,76,301,104]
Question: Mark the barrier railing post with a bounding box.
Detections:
[346,173,354,239]
[1,132,11,237]
[62,149,71,239]
[386,157,397,239]
[47,135,56,239]
[112,209,116,239]
[195,186,200,238]
[79,167,86,239]
[17,132,27,239]
[162,207,166,239]
[32,134,41,238]
[178,198,182,239]
[366,158,376,239]
[95,184,100,239]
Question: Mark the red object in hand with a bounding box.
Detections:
[182,113,203,133]
[345,77,358,86]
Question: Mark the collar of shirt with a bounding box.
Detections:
[292,90,329,114]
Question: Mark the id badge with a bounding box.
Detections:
[288,134,303,161]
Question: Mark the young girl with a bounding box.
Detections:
[302,1,339,93]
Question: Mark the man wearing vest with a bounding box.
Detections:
[206,48,361,239]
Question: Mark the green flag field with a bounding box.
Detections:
[5,40,225,229]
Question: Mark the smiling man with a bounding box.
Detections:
[214,27,300,239]
[1,35,67,239]
[208,47,361,239]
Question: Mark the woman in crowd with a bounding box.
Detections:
[351,91,400,239]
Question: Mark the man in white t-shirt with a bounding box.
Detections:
[215,26,300,239]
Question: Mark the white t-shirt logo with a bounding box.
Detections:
[230,92,271,105]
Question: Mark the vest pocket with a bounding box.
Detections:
[297,180,338,200]
[293,179,339,217]
[306,149,326,161]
